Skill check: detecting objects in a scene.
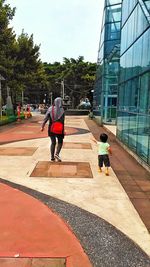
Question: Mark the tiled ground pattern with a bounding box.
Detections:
[0,258,66,267]
[63,142,92,149]
[30,161,93,178]
[85,118,150,232]
[0,120,90,145]
[1,178,150,267]
[0,147,37,156]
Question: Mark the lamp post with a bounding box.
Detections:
[22,90,24,107]
[61,79,65,99]
[55,79,65,99]
[50,92,53,105]
[0,74,5,118]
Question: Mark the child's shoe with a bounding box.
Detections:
[105,170,109,176]
[98,168,102,173]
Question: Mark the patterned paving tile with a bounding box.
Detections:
[66,121,81,124]
[85,117,150,233]
[14,130,35,134]
[127,191,149,199]
[145,192,150,199]
[0,258,66,267]
[122,184,141,192]
[135,180,150,192]
[0,147,37,156]
[132,199,150,230]
[63,142,92,149]
[30,161,93,178]
[32,258,66,266]
[22,125,40,128]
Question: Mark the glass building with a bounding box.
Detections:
[93,0,122,124]
[117,0,150,166]
[94,0,150,167]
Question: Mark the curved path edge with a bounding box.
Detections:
[0,178,150,267]
[0,180,91,267]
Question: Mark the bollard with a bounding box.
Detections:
[17,104,21,122]
[24,111,28,119]
[27,104,31,118]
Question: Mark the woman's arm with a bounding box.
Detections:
[41,109,50,131]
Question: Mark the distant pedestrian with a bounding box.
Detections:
[41,97,65,162]
[92,133,112,176]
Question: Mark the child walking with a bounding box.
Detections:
[93,133,112,176]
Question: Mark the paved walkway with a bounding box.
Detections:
[0,114,150,266]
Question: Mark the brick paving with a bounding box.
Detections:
[0,120,90,145]
[0,258,66,267]
[85,118,150,233]
[0,147,37,156]
[63,142,92,149]
[30,161,93,178]
[0,115,150,266]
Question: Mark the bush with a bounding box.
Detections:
[0,115,16,126]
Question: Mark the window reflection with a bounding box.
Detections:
[137,115,149,160]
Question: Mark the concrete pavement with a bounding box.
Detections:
[0,113,150,266]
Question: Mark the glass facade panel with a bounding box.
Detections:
[105,22,121,40]
[117,0,150,166]
[106,5,122,22]
[136,115,149,161]
[117,111,123,137]
[122,113,129,144]
[144,0,150,11]
[94,0,122,125]
[94,0,150,166]
[128,113,138,151]
[106,0,122,6]
[136,4,149,37]
[122,0,138,25]
[121,3,149,55]
[141,28,150,72]
[139,73,149,113]
[129,78,138,112]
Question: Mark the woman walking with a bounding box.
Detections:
[41,97,65,162]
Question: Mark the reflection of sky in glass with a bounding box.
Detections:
[144,0,150,11]
[106,0,122,6]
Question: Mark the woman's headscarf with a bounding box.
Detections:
[49,97,64,121]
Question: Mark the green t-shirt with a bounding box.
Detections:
[97,142,110,155]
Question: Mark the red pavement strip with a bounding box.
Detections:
[0,183,92,267]
[0,123,78,144]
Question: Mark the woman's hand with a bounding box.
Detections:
[41,127,44,132]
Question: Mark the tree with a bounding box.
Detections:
[9,31,48,104]
[43,57,96,108]
[0,0,16,104]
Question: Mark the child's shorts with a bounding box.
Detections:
[98,154,110,167]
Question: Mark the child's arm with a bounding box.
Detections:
[91,137,97,144]
[108,146,112,155]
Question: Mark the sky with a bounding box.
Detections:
[7,0,104,64]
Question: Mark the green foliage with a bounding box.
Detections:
[0,0,47,105]
[0,0,16,80]
[0,115,16,125]
[44,56,96,107]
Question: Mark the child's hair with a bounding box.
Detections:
[100,133,108,143]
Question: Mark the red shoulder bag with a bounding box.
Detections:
[50,106,63,134]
